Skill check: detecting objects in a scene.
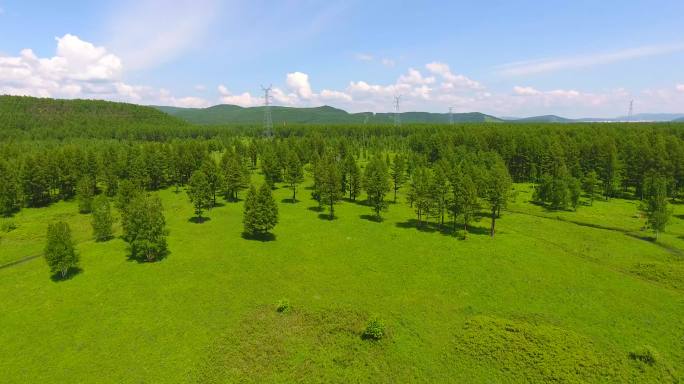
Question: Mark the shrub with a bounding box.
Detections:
[1,220,17,232]
[276,299,291,313]
[362,316,385,340]
[629,345,658,366]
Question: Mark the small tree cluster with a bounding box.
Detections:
[91,195,114,241]
[363,156,390,219]
[121,193,168,262]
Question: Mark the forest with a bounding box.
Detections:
[1,96,683,383]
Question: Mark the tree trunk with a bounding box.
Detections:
[490,208,496,237]
[330,201,334,220]
[292,185,296,201]
[394,187,397,202]
[464,220,468,240]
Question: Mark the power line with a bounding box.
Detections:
[393,95,402,127]
[261,84,273,137]
[627,99,634,122]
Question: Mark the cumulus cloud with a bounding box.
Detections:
[0,34,209,107]
[217,85,261,107]
[286,72,313,99]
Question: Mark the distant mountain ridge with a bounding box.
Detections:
[154,104,503,125]
[155,104,684,124]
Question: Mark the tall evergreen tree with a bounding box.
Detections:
[483,157,512,237]
[284,150,304,201]
[201,158,223,207]
[409,166,433,227]
[44,221,79,279]
[91,195,114,241]
[187,170,212,222]
[363,157,391,219]
[243,183,279,236]
[0,161,20,216]
[343,154,361,201]
[318,155,342,219]
[222,151,250,201]
[449,167,480,238]
[390,154,406,202]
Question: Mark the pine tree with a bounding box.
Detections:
[449,167,480,239]
[76,176,95,213]
[188,170,212,222]
[44,221,79,279]
[261,148,281,188]
[243,183,279,236]
[121,194,168,262]
[390,154,406,202]
[222,151,250,201]
[284,150,304,201]
[409,167,433,227]
[91,195,114,241]
[568,176,582,211]
[363,156,391,219]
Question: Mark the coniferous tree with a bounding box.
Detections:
[363,156,391,219]
[261,148,281,188]
[121,194,167,262]
[568,176,582,211]
[201,158,223,207]
[284,150,304,201]
[343,154,361,201]
[483,157,512,237]
[76,176,95,214]
[44,221,79,279]
[318,155,342,219]
[449,167,480,238]
[409,166,433,227]
[0,161,21,216]
[640,175,671,240]
[91,195,114,241]
[187,170,212,222]
[431,165,449,226]
[243,183,279,236]
[390,154,406,202]
[582,170,599,206]
[222,151,250,201]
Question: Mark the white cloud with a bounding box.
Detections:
[286,72,313,99]
[217,85,260,107]
[0,34,209,107]
[381,58,395,67]
[320,89,352,102]
[498,42,684,76]
[355,53,374,62]
[398,68,435,86]
[106,0,220,70]
[426,61,483,90]
[677,84,684,92]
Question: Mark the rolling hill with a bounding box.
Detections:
[154,104,504,125]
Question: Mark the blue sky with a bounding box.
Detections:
[1,0,683,117]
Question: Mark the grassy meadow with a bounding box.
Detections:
[1,176,683,383]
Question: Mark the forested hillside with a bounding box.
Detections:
[0,96,196,140]
[156,104,503,125]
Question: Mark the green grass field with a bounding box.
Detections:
[1,178,683,383]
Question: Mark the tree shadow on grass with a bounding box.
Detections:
[317,213,336,221]
[241,232,276,242]
[50,267,83,282]
[307,206,324,212]
[212,201,226,208]
[674,214,684,220]
[188,216,211,224]
[281,198,299,204]
[360,214,383,223]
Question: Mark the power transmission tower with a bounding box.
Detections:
[393,95,402,127]
[627,99,634,122]
[449,107,454,125]
[261,84,273,137]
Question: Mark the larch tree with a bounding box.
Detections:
[318,155,342,219]
[363,156,390,219]
[284,150,304,201]
[243,183,279,236]
[344,154,361,201]
[640,175,671,240]
[390,154,406,202]
[76,176,95,214]
[91,194,114,241]
[483,157,512,237]
[188,170,212,222]
[44,221,79,279]
[582,170,598,206]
